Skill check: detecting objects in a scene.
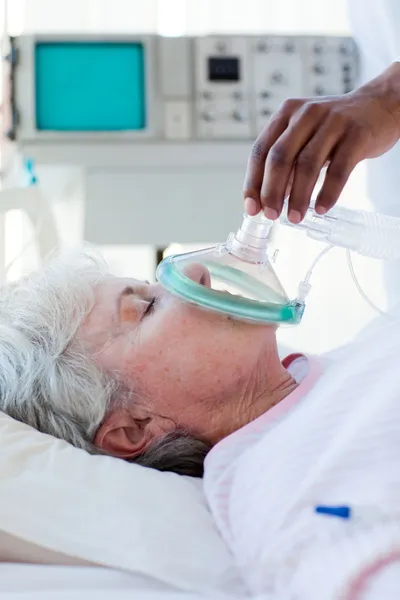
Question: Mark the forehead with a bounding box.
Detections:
[94,276,136,300]
[94,276,148,302]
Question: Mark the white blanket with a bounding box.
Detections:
[204,316,400,599]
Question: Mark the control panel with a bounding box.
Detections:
[8,34,359,144]
[194,35,358,139]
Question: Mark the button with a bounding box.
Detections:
[232,91,243,100]
[216,41,227,53]
[284,41,295,53]
[260,91,271,99]
[202,90,212,100]
[257,41,269,52]
[315,85,325,95]
[261,109,272,117]
[342,63,351,72]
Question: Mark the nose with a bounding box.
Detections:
[182,263,212,288]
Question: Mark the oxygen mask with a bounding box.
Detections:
[157,201,400,325]
[156,212,305,325]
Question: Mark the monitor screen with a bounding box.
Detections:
[35,41,146,131]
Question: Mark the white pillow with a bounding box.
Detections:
[0,412,244,596]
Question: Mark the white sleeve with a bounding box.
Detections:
[348,0,400,83]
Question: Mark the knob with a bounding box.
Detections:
[313,63,325,75]
[4,47,18,66]
[271,72,284,84]
[232,110,246,122]
[201,111,214,122]
[313,42,325,55]
[339,42,351,55]
[4,128,15,141]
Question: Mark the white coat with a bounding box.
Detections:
[348,0,400,307]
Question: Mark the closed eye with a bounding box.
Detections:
[142,296,158,318]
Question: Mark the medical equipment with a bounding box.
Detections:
[8,34,358,143]
[3,34,359,246]
[157,204,400,325]
[157,212,304,325]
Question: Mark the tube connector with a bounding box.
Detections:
[228,213,273,263]
[296,280,312,303]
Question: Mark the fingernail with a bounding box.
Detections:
[315,205,327,215]
[264,207,278,220]
[288,209,301,224]
[244,197,258,216]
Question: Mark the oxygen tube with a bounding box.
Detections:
[281,204,400,319]
[280,204,400,260]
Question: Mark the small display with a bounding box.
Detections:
[35,42,146,131]
[208,57,240,82]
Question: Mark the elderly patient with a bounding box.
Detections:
[0,248,295,476]
[1,249,400,599]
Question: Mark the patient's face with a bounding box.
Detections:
[80,265,278,454]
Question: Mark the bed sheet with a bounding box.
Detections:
[0,564,240,600]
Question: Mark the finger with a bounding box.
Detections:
[243,99,305,215]
[260,103,327,219]
[315,137,360,214]
[287,116,346,222]
[243,116,290,215]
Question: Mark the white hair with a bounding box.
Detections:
[0,248,115,452]
[0,249,210,476]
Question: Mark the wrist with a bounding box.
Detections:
[362,62,400,132]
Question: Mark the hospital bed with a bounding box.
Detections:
[0,564,237,600]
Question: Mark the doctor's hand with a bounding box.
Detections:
[244,62,400,223]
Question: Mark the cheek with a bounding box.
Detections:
[131,307,263,398]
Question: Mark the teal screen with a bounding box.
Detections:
[35,42,146,131]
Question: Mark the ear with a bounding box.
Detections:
[94,408,155,459]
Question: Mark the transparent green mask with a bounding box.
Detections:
[156,213,305,325]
